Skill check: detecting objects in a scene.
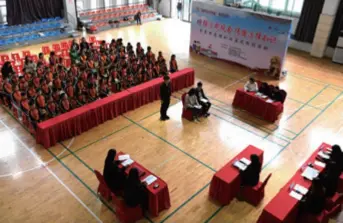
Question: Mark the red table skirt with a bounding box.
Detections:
[36,68,195,148]
[209,145,264,205]
[232,89,283,123]
[116,152,171,216]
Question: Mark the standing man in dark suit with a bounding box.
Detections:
[196,82,211,117]
[160,75,171,121]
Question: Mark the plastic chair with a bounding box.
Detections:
[0,54,10,63]
[325,193,343,212]
[94,169,112,201]
[42,46,51,55]
[52,43,61,52]
[11,53,21,61]
[112,193,143,223]
[22,50,31,57]
[89,36,97,43]
[31,55,38,63]
[181,93,193,121]
[60,41,69,50]
[241,173,272,206]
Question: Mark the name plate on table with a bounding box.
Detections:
[294,184,308,195]
[289,190,303,200]
[118,154,130,161]
[122,158,134,167]
[143,175,157,185]
[318,151,330,160]
[314,160,326,168]
[255,92,268,99]
[266,99,274,103]
[301,166,319,181]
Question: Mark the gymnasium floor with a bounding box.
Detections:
[1,19,343,223]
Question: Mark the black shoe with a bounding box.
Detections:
[205,113,210,117]
[160,117,167,121]
[165,116,170,120]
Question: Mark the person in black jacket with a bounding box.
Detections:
[320,161,340,197]
[80,37,90,52]
[329,145,343,171]
[196,82,211,117]
[1,62,15,80]
[240,154,261,187]
[124,168,148,209]
[160,75,171,121]
[300,178,326,215]
[103,149,126,194]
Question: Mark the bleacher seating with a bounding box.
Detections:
[0,17,71,50]
[78,4,161,33]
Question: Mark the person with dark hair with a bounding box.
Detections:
[244,77,258,92]
[239,154,261,187]
[177,1,182,19]
[160,75,171,121]
[329,145,343,171]
[185,88,202,122]
[103,149,127,193]
[24,56,36,73]
[169,55,178,73]
[59,93,71,113]
[80,37,90,52]
[29,100,41,129]
[38,53,47,65]
[49,51,57,67]
[258,82,271,97]
[1,61,15,80]
[320,161,340,197]
[300,178,326,215]
[135,11,142,25]
[124,168,148,209]
[196,82,211,117]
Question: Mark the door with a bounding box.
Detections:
[182,0,192,22]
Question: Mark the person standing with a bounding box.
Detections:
[135,11,142,25]
[160,75,171,121]
[177,2,182,19]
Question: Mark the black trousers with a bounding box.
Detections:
[136,17,141,25]
[199,101,211,114]
[190,107,202,118]
[160,99,170,118]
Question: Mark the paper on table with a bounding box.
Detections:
[261,95,268,99]
[301,166,319,180]
[318,151,330,159]
[122,158,134,167]
[118,154,130,161]
[289,190,303,200]
[294,184,308,195]
[240,157,251,166]
[266,99,274,103]
[143,175,157,185]
[233,161,247,171]
[314,160,326,168]
[200,98,208,103]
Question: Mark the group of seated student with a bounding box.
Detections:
[299,144,343,217]
[103,149,148,209]
[184,82,211,122]
[244,77,286,103]
[0,37,179,128]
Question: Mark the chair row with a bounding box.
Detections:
[79,4,148,17]
[0,21,62,37]
[92,13,156,28]
[90,8,149,22]
[0,30,64,46]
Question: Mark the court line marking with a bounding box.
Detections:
[203,91,343,222]
[0,138,73,178]
[0,120,103,223]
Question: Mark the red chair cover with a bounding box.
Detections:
[181,93,193,121]
[94,169,112,201]
[112,193,143,223]
[242,173,272,206]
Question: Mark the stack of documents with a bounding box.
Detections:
[118,154,130,161]
[301,166,319,180]
[143,175,157,185]
[122,158,134,167]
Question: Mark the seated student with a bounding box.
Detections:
[28,100,41,129]
[59,93,71,113]
[23,56,36,74]
[38,53,47,65]
[329,145,343,171]
[299,178,326,216]
[196,82,211,117]
[46,96,59,118]
[124,168,148,209]
[239,154,261,187]
[103,149,127,194]
[185,88,202,122]
[244,78,258,92]
[319,161,340,197]
[1,61,15,80]
[169,55,178,73]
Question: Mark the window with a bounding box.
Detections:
[231,0,305,17]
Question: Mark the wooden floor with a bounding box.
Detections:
[1,19,343,223]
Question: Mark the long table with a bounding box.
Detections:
[116,152,171,217]
[232,89,284,123]
[209,145,264,205]
[35,68,195,148]
[257,143,329,223]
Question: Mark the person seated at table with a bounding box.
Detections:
[169,55,178,73]
[103,149,127,194]
[185,88,202,122]
[299,178,326,216]
[46,96,59,118]
[329,145,343,171]
[319,161,340,197]
[36,93,48,121]
[196,82,211,117]
[239,154,261,187]
[124,168,148,209]
[244,78,258,92]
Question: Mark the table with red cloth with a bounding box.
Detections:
[232,89,284,123]
[209,145,264,205]
[257,143,329,223]
[35,68,195,148]
[116,152,171,217]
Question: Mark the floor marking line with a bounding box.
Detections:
[0,120,103,223]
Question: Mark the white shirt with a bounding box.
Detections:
[244,81,258,92]
[185,94,200,109]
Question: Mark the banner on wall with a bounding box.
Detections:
[190,1,292,72]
